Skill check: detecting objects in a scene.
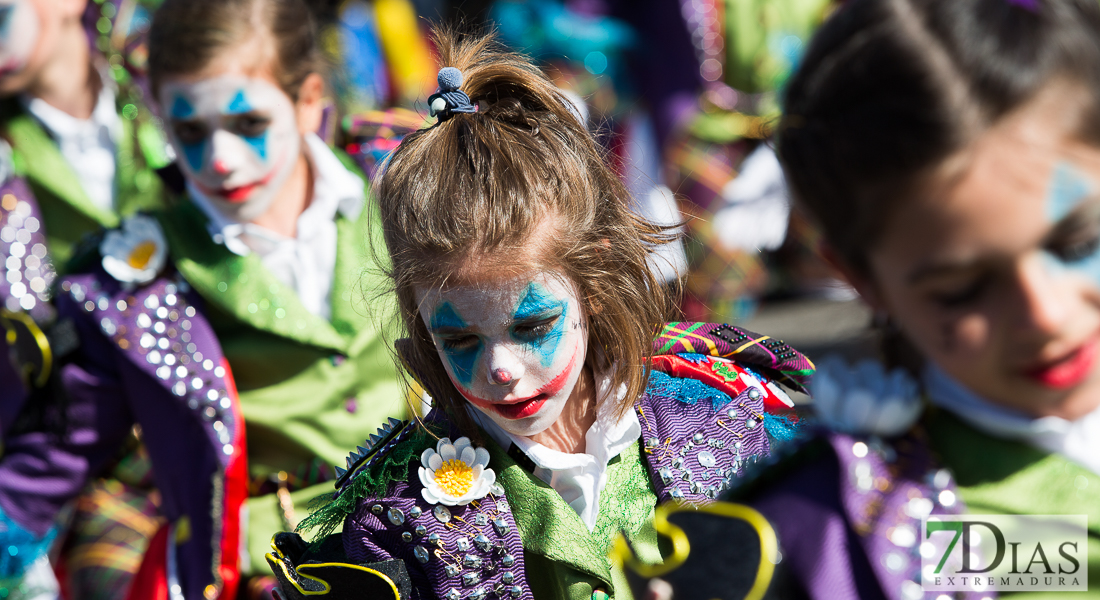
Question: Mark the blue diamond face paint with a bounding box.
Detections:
[169,95,206,172]
[226,90,268,160]
[419,271,589,438]
[1046,162,1093,222]
[1042,162,1100,286]
[512,283,568,368]
[0,1,40,82]
[431,302,481,387]
[158,75,301,222]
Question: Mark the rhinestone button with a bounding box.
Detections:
[433,505,452,523]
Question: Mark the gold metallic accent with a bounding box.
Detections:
[609,501,778,600]
[0,308,53,388]
[266,536,401,598]
[174,515,192,544]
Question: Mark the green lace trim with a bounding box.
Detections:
[297,427,434,542]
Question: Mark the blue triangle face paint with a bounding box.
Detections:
[226,90,252,114]
[1047,162,1093,222]
[512,283,568,368]
[431,302,481,387]
[170,95,195,119]
[1043,162,1100,286]
[0,5,15,38]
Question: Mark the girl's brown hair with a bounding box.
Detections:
[147,0,324,101]
[376,28,676,435]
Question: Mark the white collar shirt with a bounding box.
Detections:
[21,73,120,214]
[187,133,365,320]
[472,367,641,530]
[924,363,1100,475]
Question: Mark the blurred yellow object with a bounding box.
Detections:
[374,0,436,101]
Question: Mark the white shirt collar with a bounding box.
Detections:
[188,132,365,255]
[924,363,1100,475]
[21,69,120,147]
[471,365,641,530]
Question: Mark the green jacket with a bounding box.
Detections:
[156,189,408,577]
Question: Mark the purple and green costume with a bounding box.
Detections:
[268,322,815,600]
[726,408,1100,599]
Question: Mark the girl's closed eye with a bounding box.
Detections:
[1049,235,1100,263]
[230,113,272,138]
[439,334,480,352]
[1045,203,1100,264]
[511,314,561,342]
[926,273,993,308]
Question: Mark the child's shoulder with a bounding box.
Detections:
[652,322,814,394]
[636,322,814,504]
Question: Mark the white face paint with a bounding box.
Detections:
[0,0,40,81]
[417,270,589,438]
[159,75,300,222]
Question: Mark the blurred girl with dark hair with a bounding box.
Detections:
[727,0,1100,596]
[0,0,409,597]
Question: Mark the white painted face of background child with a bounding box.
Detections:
[850,81,1100,421]
[159,75,301,223]
[417,269,590,439]
[0,0,39,83]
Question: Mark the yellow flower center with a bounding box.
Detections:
[434,459,474,497]
[127,241,157,269]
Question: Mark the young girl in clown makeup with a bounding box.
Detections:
[0,0,409,598]
[266,30,815,600]
[713,0,1100,597]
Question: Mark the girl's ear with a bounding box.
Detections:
[295,72,325,136]
[819,242,886,311]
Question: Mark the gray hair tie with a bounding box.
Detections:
[428,67,476,121]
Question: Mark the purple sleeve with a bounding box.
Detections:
[749,452,887,600]
[0,291,135,537]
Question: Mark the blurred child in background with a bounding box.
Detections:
[0,0,409,597]
[730,0,1100,596]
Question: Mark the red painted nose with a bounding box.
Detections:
[491,368,513,384]
[212,159,231,175]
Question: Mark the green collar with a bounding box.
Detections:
[2,99,117,227]
[157,200,384,352]
[926,408,1100,536]
[488,437,617,586]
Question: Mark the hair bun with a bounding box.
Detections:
[438,67,463,92]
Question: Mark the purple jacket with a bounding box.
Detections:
[270,322,815,600]
[0,263,248,599]
[741,427,986,600]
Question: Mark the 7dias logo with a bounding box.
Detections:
[921,515,1088,593]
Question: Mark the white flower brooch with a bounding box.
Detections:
[419,437,496,506]
[100,215,167,286]
[811,354,924,437]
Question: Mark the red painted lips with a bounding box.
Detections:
[458,351,579,420]
[1024,337,1099,389]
